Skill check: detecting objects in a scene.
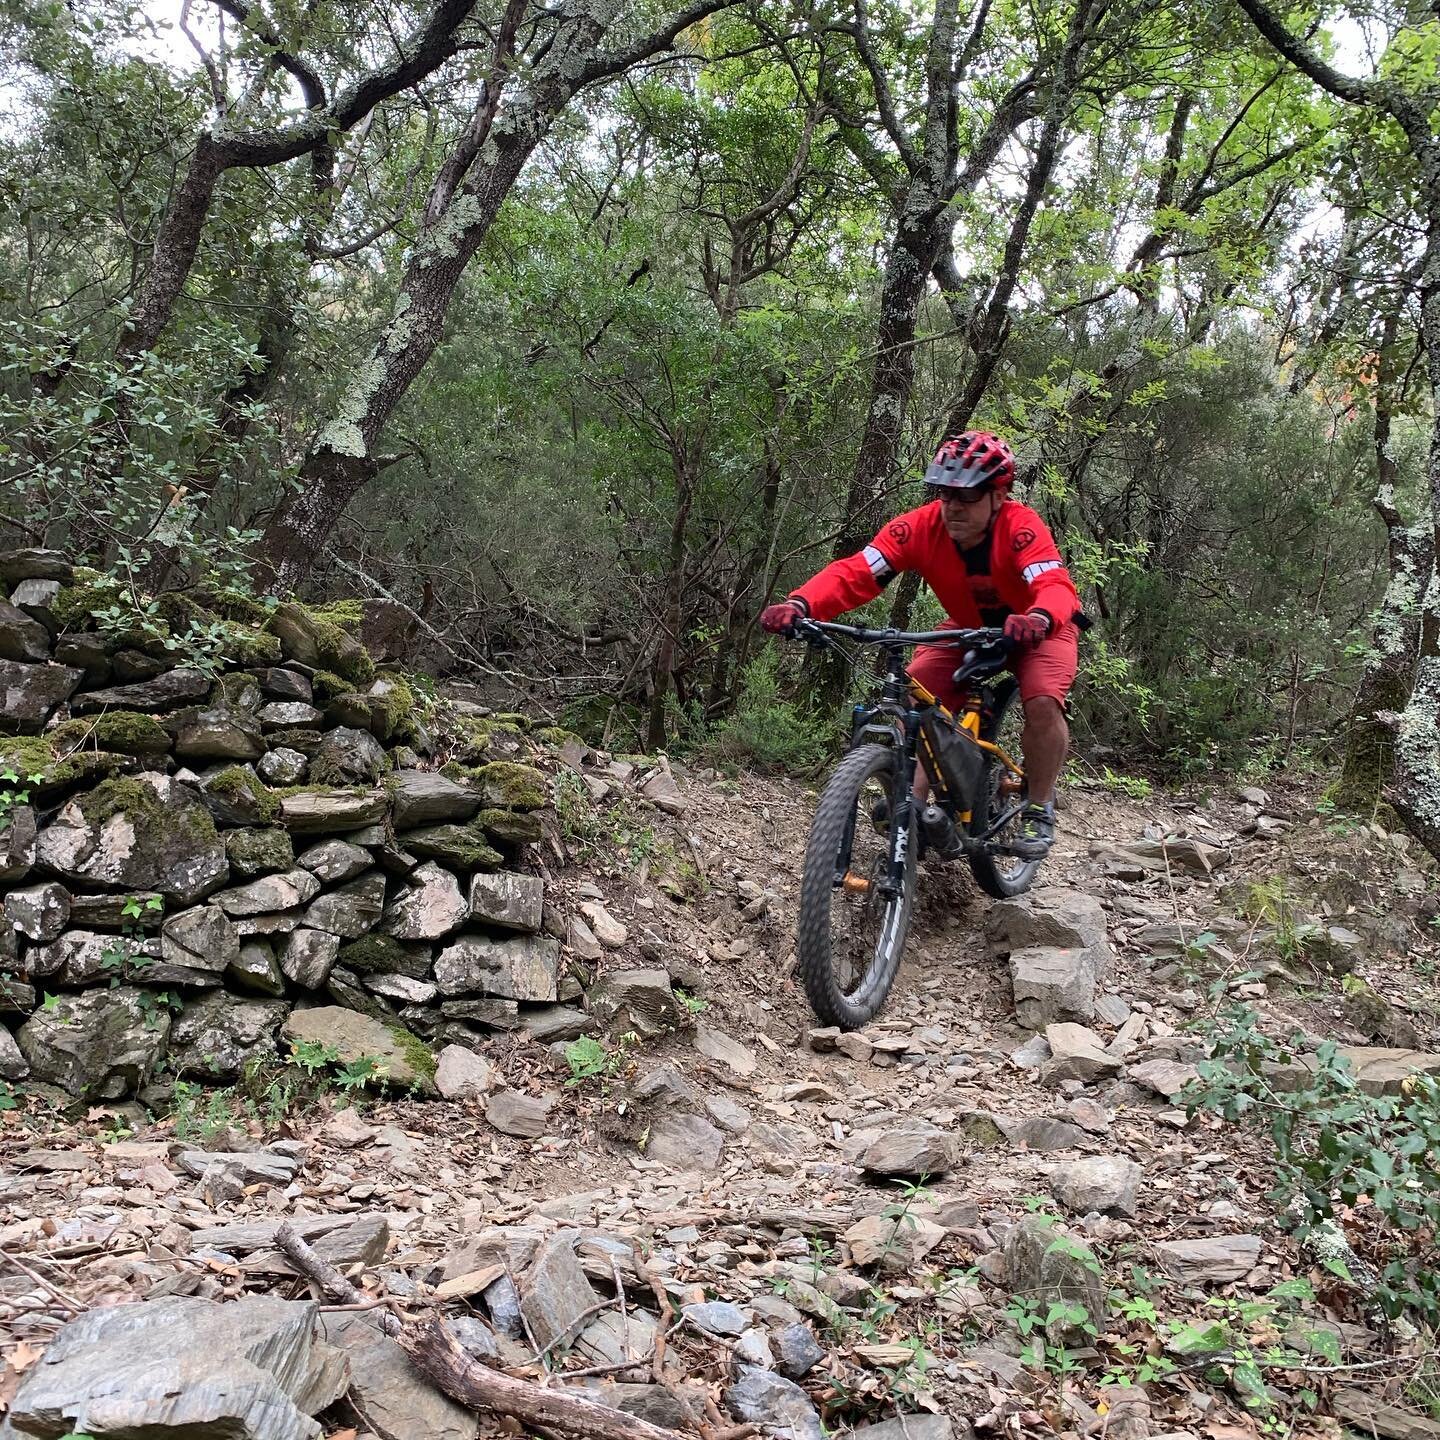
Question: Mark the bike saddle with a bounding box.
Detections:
[952,637,1013,686]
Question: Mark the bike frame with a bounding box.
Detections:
[800,621,1029,904]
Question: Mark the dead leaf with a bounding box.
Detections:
[8,1342,42,1373]
[326,1430,359,1440]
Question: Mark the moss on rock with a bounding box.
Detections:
[386,1023,437,1087]
[50,710,172,757]
[371,673,417,742]
[307,599,366,630]
[475,761,548,810]
[220,623,282,667]
[225,826,294,877]
[403,821,503,870]
[206,765,280,823]
[337,933,408,974]
[475,807,543,848]
[311,670,354,705]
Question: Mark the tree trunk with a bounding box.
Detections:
[1388,168,1440,849]
[1336,305,1429,810]
[259,0,733,593]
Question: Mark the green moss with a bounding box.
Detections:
[489,711,532,733]
[49,711,172,757]
[195,586,271,625]
[207,766,280,822]
[76,776,176,827]
[153,591,218,634]
[267,601,375,686]
[49,568,112,628]
[306,599,366,631]
[2,737,131,797]
[475,761,548,810]
[403,821,503,870]
[311,670,353,705]
[956,1113,1007,1149]
[225,826,294,876]
[337,933,406,974]
[386,1023,437,1088]
[371,673,416,742]
[220,623,282,667]
[476,807,543,848]
[534,726,585,752]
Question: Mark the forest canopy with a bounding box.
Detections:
[1,0,1437,811]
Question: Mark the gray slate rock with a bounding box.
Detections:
[281,1006,433,1091]
[321,1312,478,1440]
[468,869,544,932]
[36,774,228,903]
[0,546,71,583]
[17,986,169,1098]
[521,1235,601,1350]
[434,932,559,1001]
[683,1300,749,1337]
[71,667,210,714]
[3,880,69,942]
[0,1027,27,1081]
[0,802,36,883]
[228,939,287,996]
[1011,946,1099,1027]
[588,968,685,1038]
[390,770,484,828]
[161,903,240,975]
[258,746,309,785]
[258,700,326,729]
[858,1129,953,1179]
[297,839,371,883]
[1050,1155,1142,1217]
[724,1365,824,1440]
[0,1295,347,1440]
[383,861,468,941]
[1154,1234,1262,1284]
[486,1088,553,1137]
[216,869,322,917]
[312,725,387,785]
[305,870,387,938]
[279,787,388,833]
[1003,1216,1106,1342]
[0,657,83,733]
[0,599,50,662]
[646,1111,725,1172]
[774,1322,825,1380]
[281,928,341,988]
[171,705,266,761]
[855,1418,954,1440]
[170,992,290,1079]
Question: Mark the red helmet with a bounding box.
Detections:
[924,430,1015,492]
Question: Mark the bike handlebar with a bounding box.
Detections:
[792,618,1007,648]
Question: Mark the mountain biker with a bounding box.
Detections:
[760,430,1081,860]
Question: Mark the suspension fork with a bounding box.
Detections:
[882,713,921,894]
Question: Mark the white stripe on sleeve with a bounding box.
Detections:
[863,545,895,580]
[1022,560,1062,584]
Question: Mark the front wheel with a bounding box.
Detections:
[796,743,916,1029]
[968,681,1043,899]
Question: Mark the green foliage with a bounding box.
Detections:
[563,1033,636,1089]
[1186,1005,1440,1324]
[699,651,835,773]
[0,763,43,830]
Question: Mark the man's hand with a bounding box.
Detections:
[760,600,806,635]
[1003,608,1052,645]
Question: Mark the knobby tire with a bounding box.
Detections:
[797,743,915,1029]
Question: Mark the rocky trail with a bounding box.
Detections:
[2,552,1439,1440]
[5,718,1440,1440]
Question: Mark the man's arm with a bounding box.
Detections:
[790,521,912,622]
[1009,514,1081,629]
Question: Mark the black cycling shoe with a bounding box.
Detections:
[1010,802,1055,860]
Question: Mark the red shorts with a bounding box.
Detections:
[908,619,1079,711]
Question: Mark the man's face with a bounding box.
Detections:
[936,487,1001,546]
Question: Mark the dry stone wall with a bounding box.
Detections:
[0,547,584,1102]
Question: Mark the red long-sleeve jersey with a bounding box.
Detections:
[793,498,1081,629]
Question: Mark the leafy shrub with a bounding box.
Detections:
[701,651,835,773]
[1185,1004,1440,1324]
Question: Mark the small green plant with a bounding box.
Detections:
[0,1081,18,1112]
[0,764,45,829]
[563,1032,639,1090]
[290,1038,343,1075]
[1186,1004,1440,1325]
[1099,766,1152,800]
[675,987,709,1015]
[699,650,835,773]
[1005,1293,1095,1374]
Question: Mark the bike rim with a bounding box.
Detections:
[828,770,910,1008]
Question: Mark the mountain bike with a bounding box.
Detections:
[788,619,1042,1029]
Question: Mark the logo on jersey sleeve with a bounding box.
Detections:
[887,520,913,546]
[1012,527,1036,552]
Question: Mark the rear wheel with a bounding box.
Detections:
[967,681,1042,899]
[797,743,916,1029]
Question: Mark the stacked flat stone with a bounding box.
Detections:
[0,547,577,1100]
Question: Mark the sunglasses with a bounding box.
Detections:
[929,485,991,506]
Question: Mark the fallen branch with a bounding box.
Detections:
[275,1223,691,1440]
[403,1318,692,1440]
[0,1246,86,1314]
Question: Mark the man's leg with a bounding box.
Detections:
[1021,695,1068,804]
[1009,623,1079,858]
